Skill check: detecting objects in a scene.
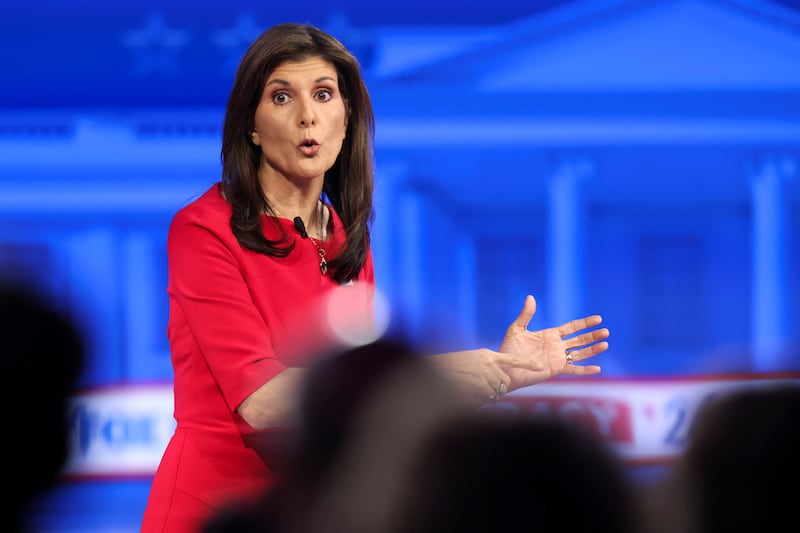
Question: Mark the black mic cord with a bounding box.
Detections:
[293,217,308,238]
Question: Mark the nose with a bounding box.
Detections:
[297,95,316,127]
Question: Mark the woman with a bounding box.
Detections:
[141,23,609,533]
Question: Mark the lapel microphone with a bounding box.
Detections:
[293,217,308,238]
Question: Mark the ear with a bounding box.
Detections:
[250,130,261,146]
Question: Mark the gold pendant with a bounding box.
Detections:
[318,248,328,275]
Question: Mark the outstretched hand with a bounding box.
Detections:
[499,295,608,391]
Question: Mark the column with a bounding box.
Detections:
[372,161,409,303]
[373,160,413,340]
[393,183,427,343]
[750,155,796,371]
[547,157,593,325]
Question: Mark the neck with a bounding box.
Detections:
[260,172,324,220]
[267,197,320,224]
[269,198,327,239]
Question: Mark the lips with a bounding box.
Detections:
[298,138,320,156]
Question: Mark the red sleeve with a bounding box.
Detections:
[167,207,287,414]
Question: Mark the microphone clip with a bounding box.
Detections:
[293,217,309,239]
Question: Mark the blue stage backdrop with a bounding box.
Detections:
[1,1,799,531]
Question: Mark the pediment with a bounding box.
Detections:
[371,0,800,91]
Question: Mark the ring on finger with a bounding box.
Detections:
[565,351,574,364]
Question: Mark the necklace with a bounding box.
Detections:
[271,199,327,275]
[309,201,328,275]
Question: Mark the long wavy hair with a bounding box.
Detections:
[220,23,375,283]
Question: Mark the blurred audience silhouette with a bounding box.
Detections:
[202,336,469,533]
[0,280,85,533]
[379,411,642,533]
[644,382,800,533]
[204,335,645,533]
[204,334,800,533]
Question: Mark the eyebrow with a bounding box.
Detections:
[265,76,337,87]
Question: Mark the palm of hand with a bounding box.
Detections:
[500,326,566,387]
[496,295,607,391]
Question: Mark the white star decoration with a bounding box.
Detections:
[212,13,265,73]
[323,11,374,71]
[122,13,191,78]
[119,12,373,80]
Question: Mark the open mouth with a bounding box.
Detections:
[298,139,321,156]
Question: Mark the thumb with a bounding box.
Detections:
[511,294,537,330]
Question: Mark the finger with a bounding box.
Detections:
[486,388,498,402]
[565,328,610,351]
[567,341,609,362]
[509,294,537,331]
[460,377,499,404]
[561,363,602,376]
[557,314,603,337]
[490,368,512,393]
[482,379,503,402]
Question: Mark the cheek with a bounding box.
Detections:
[335,119,348,147]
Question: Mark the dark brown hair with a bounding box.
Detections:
[220,23,375,283]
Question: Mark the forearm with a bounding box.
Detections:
[425,349,509,405]
[236,367,307,430]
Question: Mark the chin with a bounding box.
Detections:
[297,163,335,179]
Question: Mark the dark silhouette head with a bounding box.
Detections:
[0,282,85,532]
[204,337,437,533]
[671,383,800,533]
[387,412,641,533]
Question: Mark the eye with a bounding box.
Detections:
[272,92,291,105]
[315,89,333,102]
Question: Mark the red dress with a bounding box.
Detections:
[140,183,374,533]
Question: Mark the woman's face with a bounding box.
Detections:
[251,56,348,184]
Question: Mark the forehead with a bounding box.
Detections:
[268,56,339,82]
